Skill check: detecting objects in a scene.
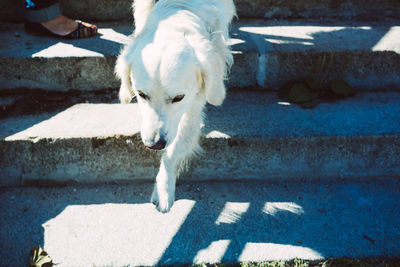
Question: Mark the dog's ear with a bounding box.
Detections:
[198,55,227,106]
[196,32,233,106]
[115,52,134,104]
[197,70,225,106]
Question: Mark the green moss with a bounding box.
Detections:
[187,257,400,267]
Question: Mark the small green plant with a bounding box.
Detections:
[239,259,309,267]
[29,246,53,267]
[294,258,309,267]
[278,53,355,108]
[194,258,400,267]
[240,261,286,267]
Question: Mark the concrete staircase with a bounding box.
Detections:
[0,0,399,266]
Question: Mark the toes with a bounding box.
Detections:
[151,189,159,205]
[151,192,174,213]
[155,198,173,213]
[156,204,170,213]
[150,183,175,213]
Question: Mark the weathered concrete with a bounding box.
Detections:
[1,91,399,186]
[1,179,399,266]
[0,21,258,90]
[1,20,399,91]
[248,0,400,20]
[235,20,400,90]
[1,0,399,22]
[0,22,132,91]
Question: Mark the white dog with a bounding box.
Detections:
[115,0,236,212]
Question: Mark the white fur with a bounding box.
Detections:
[115,0,235,212]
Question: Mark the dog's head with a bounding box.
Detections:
[116,33,224,150]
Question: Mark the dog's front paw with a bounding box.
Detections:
[151,185,175,213]
[119,84,134,104]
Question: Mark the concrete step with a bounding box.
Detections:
[1,90,399,186]
[1,20,399,92]
[1,179,400,266]
[1,0,399,22]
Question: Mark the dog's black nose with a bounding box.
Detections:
[145,139,167,150]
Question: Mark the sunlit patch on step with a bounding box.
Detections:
[239,242,324,261]
[32,42,104,57]
[193,240,231,264]
[215,202,250,225]
[98,28,130,45]
[263,202,305,216]
[42,200,196,266]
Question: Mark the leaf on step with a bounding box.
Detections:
[329,78,355,97]
[29,246,53,267]
[299,99,318,109]
[278,81,293,99]
[304,77,317,91]
[289,83,313,103]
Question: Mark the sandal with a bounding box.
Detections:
[25,20,97,39]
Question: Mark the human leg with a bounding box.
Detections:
[24,0,97,39]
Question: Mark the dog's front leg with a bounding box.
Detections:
[151,157,176,213]
[151,99,205,212]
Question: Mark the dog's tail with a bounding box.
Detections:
[218,0,236,32]
[132,0,156,34]
[213,0,236,75]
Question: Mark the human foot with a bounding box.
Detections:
[41,15,80,36]
[25,15,97,39]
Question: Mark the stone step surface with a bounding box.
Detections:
[1,20,399,92]
[1,90,399,186]
[1,0,399,22]
[1,179,399,266]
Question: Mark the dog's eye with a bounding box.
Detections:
[171,94,185,103]
[137,91,150,100]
